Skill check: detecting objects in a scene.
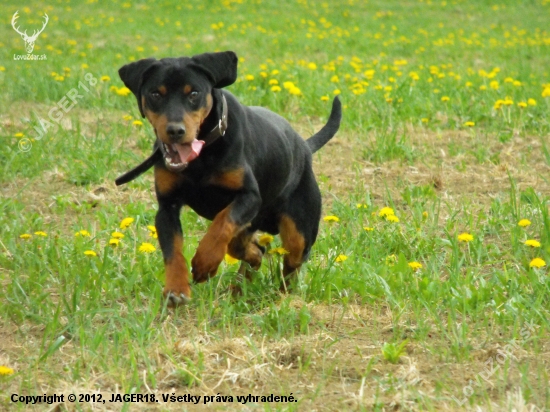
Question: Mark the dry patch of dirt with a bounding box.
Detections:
[301,121,550,226]
[3,300,547,411]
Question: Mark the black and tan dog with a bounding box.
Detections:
[116,51,341,305]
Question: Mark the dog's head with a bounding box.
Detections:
[119,51,238,171]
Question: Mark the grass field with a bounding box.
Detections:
[1,0,550,410]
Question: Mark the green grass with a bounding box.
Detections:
[1,0,550,410]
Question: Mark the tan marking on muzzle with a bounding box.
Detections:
[144,105,169,143]
[182,93,213,143]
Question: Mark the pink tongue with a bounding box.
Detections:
[174,139,205,163]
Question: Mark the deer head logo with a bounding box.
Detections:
[11,11,49,54]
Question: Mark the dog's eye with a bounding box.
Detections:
[150,91,162,99]
[189,91,199,101]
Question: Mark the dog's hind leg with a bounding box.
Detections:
[278,170,322,291]
[227,227,264,293]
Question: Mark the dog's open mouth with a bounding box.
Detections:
[160,139,205,172]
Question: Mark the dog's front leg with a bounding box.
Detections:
[192,175,261,283]
[156,199,190,306]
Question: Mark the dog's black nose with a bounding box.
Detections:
[166,123,186,141]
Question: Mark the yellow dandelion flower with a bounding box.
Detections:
[441,96,450,102]
[84,250,97,257]
[529,258,546,268]
[245,74,254,81]
[421,118,429,123]
[458,232,474,242]
[364,69,375,79]
[490,80,499,90]
[408,261,423,270]
[109,238,120,246]
[138,242,156,253]
[330,75,339,83]
[115,87,131,96]
[518,102,527,108]
[386,215,399,223]
[323,215,340,222]
[122,114,133,121]
[19,233,32,240]
[422,211,429,219]
[320,95,329,101]
[111,231,125,239]
[133,120,143,126]
[120,217,135,229]
[333,89,341,95]
[268,79,279,85]
[0,366,14,375]
[224,254,239,265]
[524,239,541,248]
[75,230,91,237]
[100,75,110,82]
[307,62,317,70]
[147,225,158,238]
[518,219,531,227]
[464,121,475,127]
[269,247,289,255]
[527,98,537,106]
[258,234,274,246]
[378,207,395,217]
[289,86,302,96]
[494,99,505,110]
[271,85,281,92]
[283,81,295,89]
[335,254,348,263]
[34,231,47,237]
[14,132,24,137]
[479,85,487,91]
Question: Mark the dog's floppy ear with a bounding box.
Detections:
[118,58,158,117]
[190,51,238,88]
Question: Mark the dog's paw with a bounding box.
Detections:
[163,288,191,307]
[164,291,191,307]
[191,251,223,283]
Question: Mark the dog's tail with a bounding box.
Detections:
[306,96,342,153]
